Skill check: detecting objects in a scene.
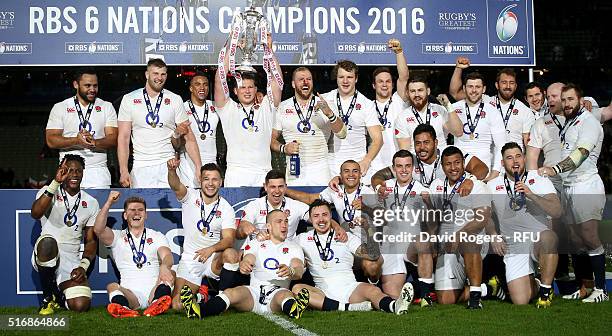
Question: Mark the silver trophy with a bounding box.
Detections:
[236,3,266,74]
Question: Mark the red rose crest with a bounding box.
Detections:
[164,98,171,105]
[432,111,439,117]
[529,179,535,185]
[356,103,362,110]
[282,247,289,254]
[95,106,102,112]
[146,238,153,245]
[512,109,519,115]
[81,201,88,208]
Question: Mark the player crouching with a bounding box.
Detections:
[293,199,414,314]
[180,210,310,319]
[94,191,175,317]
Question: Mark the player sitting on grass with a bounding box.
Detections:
[180,209,310,319]
[293,199,414,314]
[93,191,175,318]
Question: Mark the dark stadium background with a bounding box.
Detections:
[0,0,609,190]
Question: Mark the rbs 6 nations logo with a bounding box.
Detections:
[496,4,518,42]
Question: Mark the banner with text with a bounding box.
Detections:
[0,0,535,66]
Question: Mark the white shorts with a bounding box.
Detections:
[381,253,407,276]
[317,279,361,303]
[434,243,488,291]
[504,252,538,283]
[81,166,111,189]
[224,167,267,188]
[563,175,605,224]
[120,277,158,309]
[31,235,80,285]
[286,160,330,187]
[176,252,220,286]
[246,285,287,314]
[131,162,170,188]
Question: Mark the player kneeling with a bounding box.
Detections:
[94,192,175,317]
[293,199,414,314]
[180,210,310,319]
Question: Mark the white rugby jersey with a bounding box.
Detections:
[528,112,565,167]
[274,96,332,170]
[179,189,236,254]
[118,88,188,168]
[216,99,274,174]
[297,230,361,286]
[487,171,555,242]
[395,102,450,151]
[319,184,376,230]
[380,178,429,237]
[485,95,535,149]
[243,239,304,289]
[412,148,476,188]
[36,187,100,253]
[429,175,491,235]
[241,196,309,240]
[182,99,219,165]
[108,228,170,283]
[322,89,381,173]
[451,99,506,171]
[47,97,118,169]
[370,92,407,173]
[559,109,603,186]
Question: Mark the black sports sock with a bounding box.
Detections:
[200,295,229,317]
[378,296,394,313]
[556,254,570,277]
[38,266,57,299]
[322,297,340,311]
[538,285,552,300]
[219,268,240,291]
[237,272,250,286]
[281,298,296,315]
[590,254,606,290]
[404,262,418,282]
[153,284,171,300]
[111,294,130,307]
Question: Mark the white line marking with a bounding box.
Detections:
[259,313,319,336]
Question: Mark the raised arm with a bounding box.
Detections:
[167,158,187,200]
[388,38,409,102]
[214,43,231,109]
[31,161,68,219]
[449,57,470,101]
[93,191,119,246]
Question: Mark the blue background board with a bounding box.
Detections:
[0,0,535,66]
[0,187,326,307]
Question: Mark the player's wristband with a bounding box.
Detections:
[552,165,561,175]
[79,258,91,270]
[280,144,286,154]
[394,48,403,54]
[328,114,337,123]
[172,131,180,139]
[288,266,295,278]
[374,184,382,193]
[47,180,60,195]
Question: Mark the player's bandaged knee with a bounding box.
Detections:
[36,253,58,268]
[588,245,604,256]
[64,285,92,299]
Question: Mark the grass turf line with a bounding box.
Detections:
[1,299,611,336]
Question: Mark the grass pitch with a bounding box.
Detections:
[1,299,610,335]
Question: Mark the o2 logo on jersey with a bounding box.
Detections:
[496,4,518,42]
[263,258,280,270]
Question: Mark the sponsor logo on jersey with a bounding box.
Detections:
[496,185,504,191]
[454,108,462,114]
[284,108,295,115]
[133,99,142,104]
[66,107,76,113]
[436,186,443,191]
[406,117,416,123]
[260,243,266,248]
[260,210,267,216]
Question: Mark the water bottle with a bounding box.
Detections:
[289,141,300,177]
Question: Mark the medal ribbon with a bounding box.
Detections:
[496,96,516,129]
[126,228,146,267]
[465,101,484,135]
[142,88,163,125]
[504,172,527,208]
[417,151,440,188]
[200,197,221,233]
[443,173,466,209]
[559,108,584,143]
[342,184,362,222]
[412,104,431,125]
[293,96,316,128]
[336,91,358,124]
[73,96,94,129]
[188,100,210,135]
[313,229,335,261]
[392,179,416,209]
[375,98,392,125]
[59,187,81,225]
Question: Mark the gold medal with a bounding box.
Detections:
[322,261,328,269]
[137,263,143,269]
[248,126,254,132]
[150,122,157,128]
[65,220,72,226]
[469,133,474,140]
[200,133,206,140]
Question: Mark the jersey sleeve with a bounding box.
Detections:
[117,94,133,122]
[318,187,334,203]
[522,108,536,133]
[174,95,189,124]
[221,202,237,230]
[576,117,602,152]
[104,102,119,128]
[527,119,544,149]
[46,103,65,130]
[394,113,410,139]
[178,188,196,204]
[108,229,121,248]
[155,231,171,249]
[243,240,259,257]
[363,100,382,127]
[241,199,258,224]
[346,232,362,254]
[84,199,100,227]
[289,242,305,262]
[470,182,492,209]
